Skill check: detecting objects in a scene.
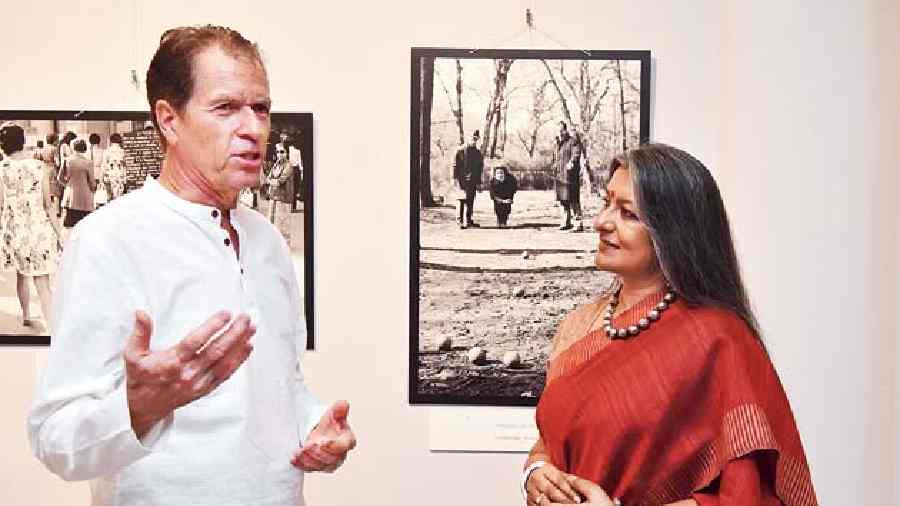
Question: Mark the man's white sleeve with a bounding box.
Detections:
[27,227,171,481]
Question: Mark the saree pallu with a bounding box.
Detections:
[536,301,817,505]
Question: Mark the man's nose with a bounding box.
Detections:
[236,107,267,139]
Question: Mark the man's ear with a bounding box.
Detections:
[154,99,180,147]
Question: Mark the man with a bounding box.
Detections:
[554,121,583,232]
[453,129,484,229]
[28,25,355,506]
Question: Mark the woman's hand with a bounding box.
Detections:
[543,475,616,506]
[525,462,584,505]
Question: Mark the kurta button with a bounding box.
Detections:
[224,238,231,246]
[240,268,244,274]
[212,209,219,218]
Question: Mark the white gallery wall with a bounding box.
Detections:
[0,1,896,505]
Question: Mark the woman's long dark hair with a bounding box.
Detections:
[612,143,762,341]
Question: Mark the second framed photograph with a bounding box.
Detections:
[410,48,651,406]
[0,110,315,349]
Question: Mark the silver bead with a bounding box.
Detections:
[627,325,639,335]
[638,318,650,329]
[656,302,668,311]
[606,328,616,337]
[617,328,628,338]
[648,310,660,321]
[664,292,675,302]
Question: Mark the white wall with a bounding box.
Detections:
[0,1,896,504]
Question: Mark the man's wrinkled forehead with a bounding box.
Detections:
[189,44,269,99]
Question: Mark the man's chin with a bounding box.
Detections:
[226,172,261,190]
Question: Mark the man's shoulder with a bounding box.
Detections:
[236,205,286,242]
[76,187,148,232]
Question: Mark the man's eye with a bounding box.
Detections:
[252,103,271,114]
[622,208,638,220]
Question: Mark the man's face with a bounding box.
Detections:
[280,132,288,144]
[559,123,567,137]
[469,134,478,147]
[494,169,505,182]
[166,45,271,197]
[275,145,287,161]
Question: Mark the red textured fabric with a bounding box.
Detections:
[536,300,817,506]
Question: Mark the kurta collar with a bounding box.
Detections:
[143,176,245,225]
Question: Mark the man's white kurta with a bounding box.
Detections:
[28,177,325,506]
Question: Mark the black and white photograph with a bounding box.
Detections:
[0,110,315,348]
[410,48,651,406]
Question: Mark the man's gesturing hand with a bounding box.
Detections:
[291,401,356,473]
[124,310,256,438]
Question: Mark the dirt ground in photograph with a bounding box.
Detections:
[417,189,615,401]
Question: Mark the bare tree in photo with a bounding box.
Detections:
[516,80,555,160]
[540,59,575,128]
[434,60,466,147]
[419,56,436,207]
[615,60,628,151]
[481,58,514,159]
[543,60,614,158]
[454,59,465,145]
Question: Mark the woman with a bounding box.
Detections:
[100,133,126,201]
[60,139,97,228]
[56,131,76,217]
[489,166,518,228]
[88,133,107,207]
[0,124,62,330]
[40,134,62,214]
[266,144,293,224]
[523,144,816,506]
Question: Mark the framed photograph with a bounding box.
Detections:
[410,48,651,406]
[0,110,315,349]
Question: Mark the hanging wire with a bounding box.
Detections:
[468,5,592,56]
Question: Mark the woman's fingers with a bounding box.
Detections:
[542,469,582,503]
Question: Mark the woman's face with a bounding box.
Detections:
[593,167,660,279]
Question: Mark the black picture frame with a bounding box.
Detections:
[0,110,315,349]
[410,48,651,406]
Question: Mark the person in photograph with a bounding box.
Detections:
[453,129,484,229]
[88,133,108,208]
[489,166,517,228]
[60,139,97,228]
[554,122,583,232]
[289,142,304,210]
[0,124,62,330]
[522,144,816,506]
[40,133,62,214]
[28,25,356,506]
[266,142,293,224]
[100,133,126,201]
[56,131,76,217]
[88,133,104,179]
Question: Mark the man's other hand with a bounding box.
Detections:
[291,400,357,473]
[124,310,255,438]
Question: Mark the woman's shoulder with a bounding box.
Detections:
[553,296,611,353]
[675,303,763,355]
